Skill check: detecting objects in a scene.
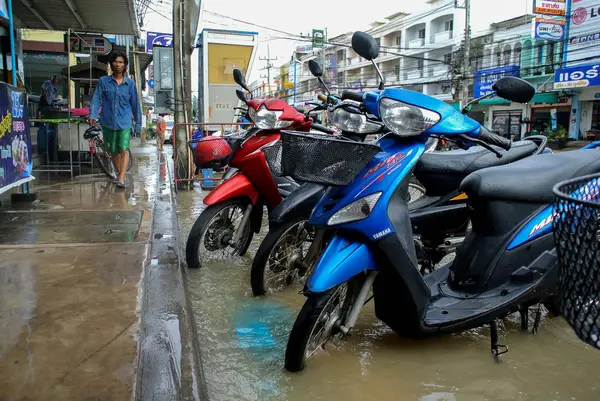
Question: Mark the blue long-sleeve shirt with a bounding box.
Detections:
[90,75,142,133]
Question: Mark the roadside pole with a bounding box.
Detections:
[461,0,471,109]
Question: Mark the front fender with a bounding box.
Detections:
[203,173,260,206]
[269,182,327,225]
[307,236,377,293]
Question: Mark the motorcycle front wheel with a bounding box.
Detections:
[285,277,361,372]
[251,218,315,296]
[185,198,254,269]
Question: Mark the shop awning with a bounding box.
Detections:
[531,92,558,104]
[12,0,141,36]
[478,92,560,106]
[479,97,511,105]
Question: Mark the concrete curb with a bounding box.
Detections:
[134,152,208,401]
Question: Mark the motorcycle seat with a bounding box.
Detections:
[460,149,600,203]
[414,140,537,196]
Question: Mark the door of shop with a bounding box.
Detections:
[492,110,522,140]
[531,107,571,134]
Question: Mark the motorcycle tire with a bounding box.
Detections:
[251,218,313,296]
[185,198,254,269]
[285,278,361,372]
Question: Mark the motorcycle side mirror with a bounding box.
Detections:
[308,60,323,77]
[352,31,379,61]
[493,77,535,104]
[236,89,247,104]
[233,68,251,94]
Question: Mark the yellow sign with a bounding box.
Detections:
[283,82,294,89]
[207,43,254,84]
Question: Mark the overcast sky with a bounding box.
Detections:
[145,0,534,85]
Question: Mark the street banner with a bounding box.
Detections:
[0,82,33,194]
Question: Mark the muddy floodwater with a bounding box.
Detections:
[176,187,600,401]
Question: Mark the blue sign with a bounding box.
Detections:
[473,66,521,98]
[146,32,173,53]
[554,63,600,89]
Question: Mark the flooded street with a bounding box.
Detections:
[177,187,600,401]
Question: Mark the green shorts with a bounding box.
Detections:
[102,127,131,154]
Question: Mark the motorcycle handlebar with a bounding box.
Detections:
[478,128,512,151]
[341,90,363,102]
[312,123,335,134]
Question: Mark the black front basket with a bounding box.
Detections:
[553,173,600,349]
[279,131,381,186]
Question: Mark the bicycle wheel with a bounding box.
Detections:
[93,138,117,179]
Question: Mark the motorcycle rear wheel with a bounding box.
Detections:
[285,278,361,372]
[185,198,254,269]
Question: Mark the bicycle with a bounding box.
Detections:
[83,124,133,179]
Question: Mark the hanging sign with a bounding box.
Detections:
[533,0,567,16]
[532,16,566,40]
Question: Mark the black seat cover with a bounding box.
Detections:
[460,149,600,202]
[414,141,537,196]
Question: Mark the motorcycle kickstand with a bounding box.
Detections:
[519,306,528,331]
[490,320,508,358]
[532,303,543,334]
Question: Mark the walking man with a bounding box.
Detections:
[89,52,142,188]
[156,114,167,151]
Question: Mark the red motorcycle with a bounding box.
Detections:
[185,69,333,268]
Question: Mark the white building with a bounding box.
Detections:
[293,0,465,103]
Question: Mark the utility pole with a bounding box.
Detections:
[259,45,277,96]
[460,0,471,108]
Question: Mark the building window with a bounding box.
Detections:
[418,29,426,39]
[443,53,452,64]
[496,51,501,67]
[536,43,544,64]
[417,59,424,70]
[444,20,454,31]
[395,35,402,47]
[347,57,352,65]
[394,64,400,79]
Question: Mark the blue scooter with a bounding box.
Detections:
[283,31,600,372]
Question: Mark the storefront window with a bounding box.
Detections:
[492,110,522,139]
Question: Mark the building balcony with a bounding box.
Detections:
[432,30,452,44]
[408,38,425,49]
[405,69,425,80]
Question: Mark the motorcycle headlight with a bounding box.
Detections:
[379,98,440,136]
[327,192,382,226]
[248,105,293,129]
[330,108,381,133]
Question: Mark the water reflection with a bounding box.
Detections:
[177,188,600,401]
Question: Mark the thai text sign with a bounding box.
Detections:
[554,63,600,89]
